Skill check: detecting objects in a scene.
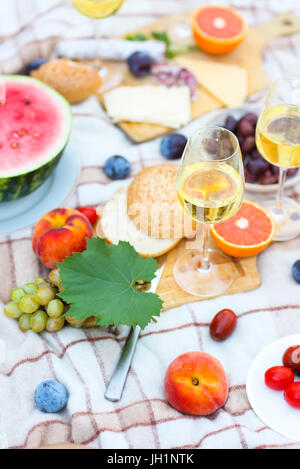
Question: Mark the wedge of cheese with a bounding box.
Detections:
[103,85,191,128]
[98,188,180,258]
[175,56,248,107]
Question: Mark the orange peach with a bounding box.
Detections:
[164,352,228,416]
[33,208,93,269]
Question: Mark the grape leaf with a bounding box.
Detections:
[57,238,163,329]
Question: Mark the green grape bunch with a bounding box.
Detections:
[3,269,66,334]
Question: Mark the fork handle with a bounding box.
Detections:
[104,325,141,402]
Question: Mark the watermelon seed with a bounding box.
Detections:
[25,100,31,105]
[11,142,20,148]
[18,129,26,136]
[34,132,40,137]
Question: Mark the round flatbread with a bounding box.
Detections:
[127,164,197,239]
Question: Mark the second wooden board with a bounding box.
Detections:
[98,12,300,142]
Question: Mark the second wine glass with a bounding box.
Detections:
[174,126,245,297]
[256,75,300,241]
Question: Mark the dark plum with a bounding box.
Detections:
[25,58,46,75]
[160,134,187,159]
[104,155,131,180]
[128,51,153,77]
[292,259,300,284]
[224,115,237,132]
[241,136,256,154]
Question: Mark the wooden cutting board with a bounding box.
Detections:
[156,237,260,311]
[95,215,261,312]
[98,11,300,143]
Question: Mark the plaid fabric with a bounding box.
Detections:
[1,0,300,449]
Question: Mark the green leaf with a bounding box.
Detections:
[151,30,171,45]
[166,44,198,59]
[125,33,148,41]
[151,30,197,58]
[57,238,163,329]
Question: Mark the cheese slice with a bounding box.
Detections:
[103,85,191,128]
[175,57,248,107]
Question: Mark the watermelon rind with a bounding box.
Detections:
[0,75,72,202]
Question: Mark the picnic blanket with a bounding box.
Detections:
[1,0,300,449]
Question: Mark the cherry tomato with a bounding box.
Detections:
[284,382,300,409]
[209,308,237,342]
[265,366,294,391]
[282,345,300,372]
[78,206,97,225]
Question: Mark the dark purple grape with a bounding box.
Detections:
[243,112,258,127]
[258,170,278,185]
[287,168,299,178]
[245,156,270,179]
[224,115,237,132]
[245,168,257,183]
[251,149,262,159]
[237,133,244,146]
[270,165,280,177]
[238,118,255,137]
[204,138,218,155]
[241,136,256,154]
[128,51,153,77]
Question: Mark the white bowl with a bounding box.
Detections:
[206,106,300,193]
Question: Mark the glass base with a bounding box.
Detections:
[263,197,300,242]
[173,249,237,298]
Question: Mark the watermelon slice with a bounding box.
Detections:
[0,75,72,202]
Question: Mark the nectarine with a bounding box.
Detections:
[33,208,93,269]
[164,352,228,416]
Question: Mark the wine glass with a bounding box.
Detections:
[174,126,244,297]
[72,0,124,19]
[256,75,300,241]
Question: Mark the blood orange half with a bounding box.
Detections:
[191,5,248,55]
[210,200,275,258]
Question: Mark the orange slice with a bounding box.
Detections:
[210,201,275,257]
[191,5,248,55]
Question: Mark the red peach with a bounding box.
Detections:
[164,352,228,416]
[33,208,93,269]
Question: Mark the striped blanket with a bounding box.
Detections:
[1,0,300,449]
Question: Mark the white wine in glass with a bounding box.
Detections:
[72,0,124,19]
[174,127,244,297]
[256,76,300,241]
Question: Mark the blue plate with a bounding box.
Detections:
[0,144,80,235]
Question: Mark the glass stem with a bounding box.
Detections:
[276,168,287,214]
[201,223,210,270]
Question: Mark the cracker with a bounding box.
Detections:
[31,59,102,104]
[127,164,197,239]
